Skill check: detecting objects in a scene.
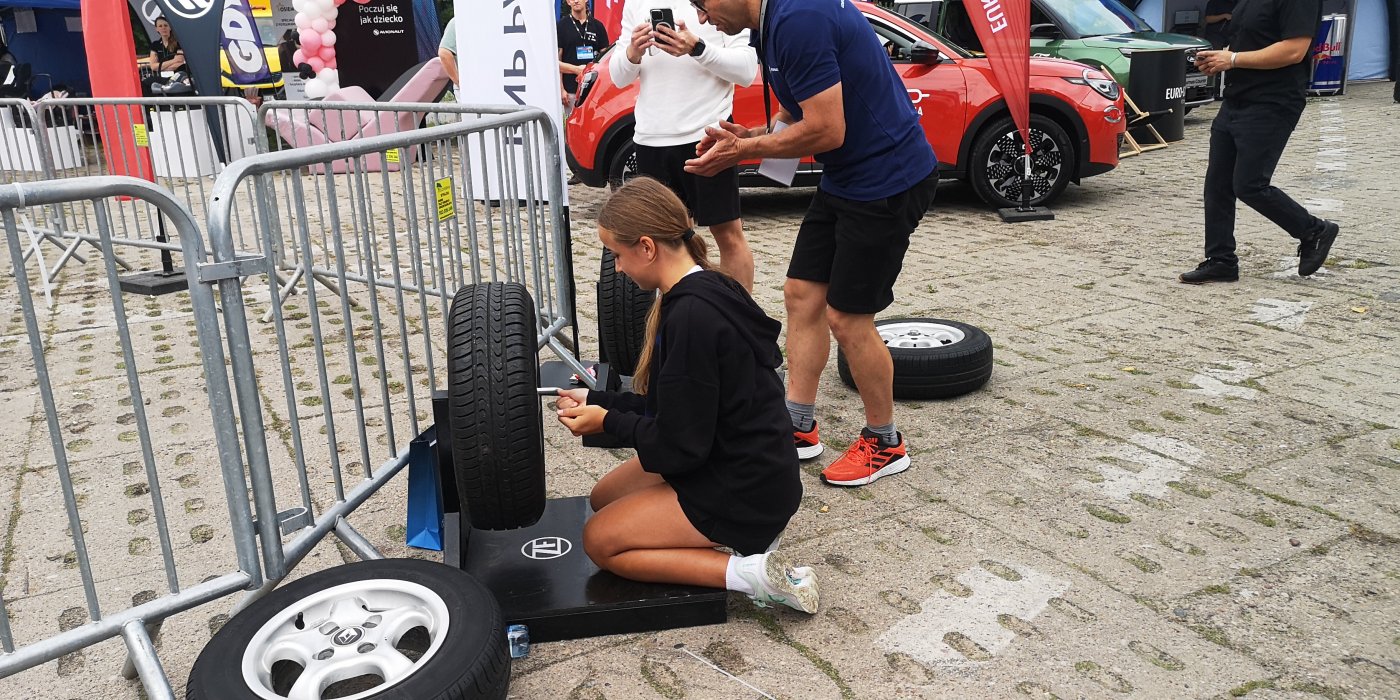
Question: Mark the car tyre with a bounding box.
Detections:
[969,113,1075,209]
[187,559,509,700]
[837,318,993,400]
[606,138,639,191]
[597,248,654,377]
[447,282,547,530]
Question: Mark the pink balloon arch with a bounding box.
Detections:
[292,0,356,98]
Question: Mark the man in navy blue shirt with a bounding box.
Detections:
[685,0,937,487]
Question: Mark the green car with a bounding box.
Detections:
[892,0,1216,109]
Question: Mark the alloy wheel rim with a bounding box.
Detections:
[240,579,451,700]
[878,321,966,348]
[984,127,1064,203]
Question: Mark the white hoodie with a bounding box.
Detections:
[608,0,757,147]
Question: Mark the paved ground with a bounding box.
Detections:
[1,81,1397,699]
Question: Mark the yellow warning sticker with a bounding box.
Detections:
[133,124,149,148]
[435,177,455,221]
[385,148,400,164]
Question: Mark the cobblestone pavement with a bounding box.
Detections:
[2,82,1397,699]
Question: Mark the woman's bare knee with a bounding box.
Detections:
[582,513,620,570]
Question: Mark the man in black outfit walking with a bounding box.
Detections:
[1183,0,1340,284]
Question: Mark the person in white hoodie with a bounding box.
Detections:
[609,1,758,290]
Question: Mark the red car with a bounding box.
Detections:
[565,2,1126,208]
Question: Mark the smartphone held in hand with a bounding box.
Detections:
[650,8,676,45]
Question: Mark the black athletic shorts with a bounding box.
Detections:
[634,141,741,227]
[786,169,938,314]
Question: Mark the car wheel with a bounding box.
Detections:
[837,318,993,400]
[607,138,639,191]
[447,282,547,531]
[187,559,509,700]
[597,247,654,377]
[968,114,1075,208]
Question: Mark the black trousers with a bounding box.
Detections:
[1203,100,1324,265]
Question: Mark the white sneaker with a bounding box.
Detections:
[736,552,820,614]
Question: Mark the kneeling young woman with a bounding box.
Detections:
[555,177,818,613]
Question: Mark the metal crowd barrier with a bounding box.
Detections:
[0,103,584,696]
[207,104,586,586]
[2,97,268,299]
[0,177,264,700]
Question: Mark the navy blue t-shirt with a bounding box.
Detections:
[754,0,935,201]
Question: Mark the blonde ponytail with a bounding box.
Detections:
[597,177,713,393]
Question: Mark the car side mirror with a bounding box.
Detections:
[910,42,942,65]
[1030,23,1062,40]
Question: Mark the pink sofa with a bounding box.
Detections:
[266,58,452,173]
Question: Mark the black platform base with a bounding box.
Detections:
[118,269,188,296]
[998,206,1055,223]
[445,497,728,643]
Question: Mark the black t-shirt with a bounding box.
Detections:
[151,40,183,71]
[557,15,609,93]
[1224,0,1321,107]
[1202,0,1235,48]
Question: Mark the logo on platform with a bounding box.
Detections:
[521,536,572,560]
[332,627,365,646]
[162,0,216,20]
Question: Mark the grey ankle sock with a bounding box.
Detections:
[786,399,815,432]
[867,422,898,446]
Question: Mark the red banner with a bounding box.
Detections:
[965,0,1031,155]
[593,0,625,49]
[84,0,155,181]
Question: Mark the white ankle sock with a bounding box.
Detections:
[725,554,761,595]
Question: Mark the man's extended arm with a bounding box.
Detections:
[685,83,844,176]
[1197,36,1312,75]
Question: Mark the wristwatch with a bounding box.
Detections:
[690,39,707,58]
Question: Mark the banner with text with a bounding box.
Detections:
[270,0,306,99]
[151,0,224,98]
[967,0,1032,155]
[222,0,273,85]
[336,0,418,99]
[455,0,568,202]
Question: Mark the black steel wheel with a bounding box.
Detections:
[446,282,547,530]
[596,248,653,376]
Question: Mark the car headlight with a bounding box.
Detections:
[1063,69,1121,101]
[578,70,598,102]
[1118,48,1135,57]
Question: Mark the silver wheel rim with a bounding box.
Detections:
[240,578,451,700]
[984,127,1064,203]
[878,321,966,348]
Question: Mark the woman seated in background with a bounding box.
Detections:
[143,16,187,96]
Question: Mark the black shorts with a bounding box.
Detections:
[786,170,938,314]
[634,141,741,227]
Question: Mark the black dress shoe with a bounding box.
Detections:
[1297,220,1339,277]
[1179,260,1239,284]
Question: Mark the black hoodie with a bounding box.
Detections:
[588,270,801,555]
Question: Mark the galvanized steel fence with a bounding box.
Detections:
[0,102,582,697]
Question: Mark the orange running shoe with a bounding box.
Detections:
[820,429,910,486]
[794,421,824,460]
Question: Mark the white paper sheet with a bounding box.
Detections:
[757,120,799,187]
